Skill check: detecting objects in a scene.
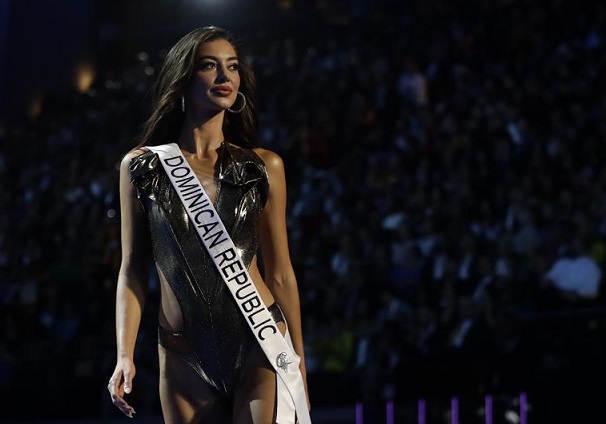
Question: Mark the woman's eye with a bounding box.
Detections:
[199,61,216,70]
[228,63,239,71]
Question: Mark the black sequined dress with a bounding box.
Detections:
[130,142,271,396]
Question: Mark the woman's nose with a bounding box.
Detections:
[215,66,230,83]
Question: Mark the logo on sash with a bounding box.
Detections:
[276,352,292,372]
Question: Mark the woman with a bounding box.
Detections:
[107,26,310,423]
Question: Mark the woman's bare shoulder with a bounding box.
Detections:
[253,147,284,172]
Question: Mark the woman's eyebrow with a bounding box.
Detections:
[198,55,238,61]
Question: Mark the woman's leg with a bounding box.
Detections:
[233,320,290,424]
[158,344,231,424]
[232,343,278,424]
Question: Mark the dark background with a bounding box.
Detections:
[1,0,605,423]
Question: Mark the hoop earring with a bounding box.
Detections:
[181,95,185,113]
[228,92,247,113]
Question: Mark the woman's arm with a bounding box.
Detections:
[108,150,151,417]
[256,148,310,406]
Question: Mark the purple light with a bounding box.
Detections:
[418,398,426,424]
[451,397,459,424]
[356,401,364,424]
[386,400,394,424]
[520,392,527,424]
[485,394,493,424]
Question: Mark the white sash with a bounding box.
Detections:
[147,143,311,424]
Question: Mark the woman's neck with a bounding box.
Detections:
[178,112,225,158]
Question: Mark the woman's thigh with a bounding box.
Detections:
[232,344,277,424]
[158,344,231,424]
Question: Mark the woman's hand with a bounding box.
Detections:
[107,357,137,418]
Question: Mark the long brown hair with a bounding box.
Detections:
[136,26,257,148]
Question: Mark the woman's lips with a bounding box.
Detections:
[212,87,232,96]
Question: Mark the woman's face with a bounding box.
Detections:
[187,38,241,114]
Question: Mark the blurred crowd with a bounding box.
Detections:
[1,0,605,420]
